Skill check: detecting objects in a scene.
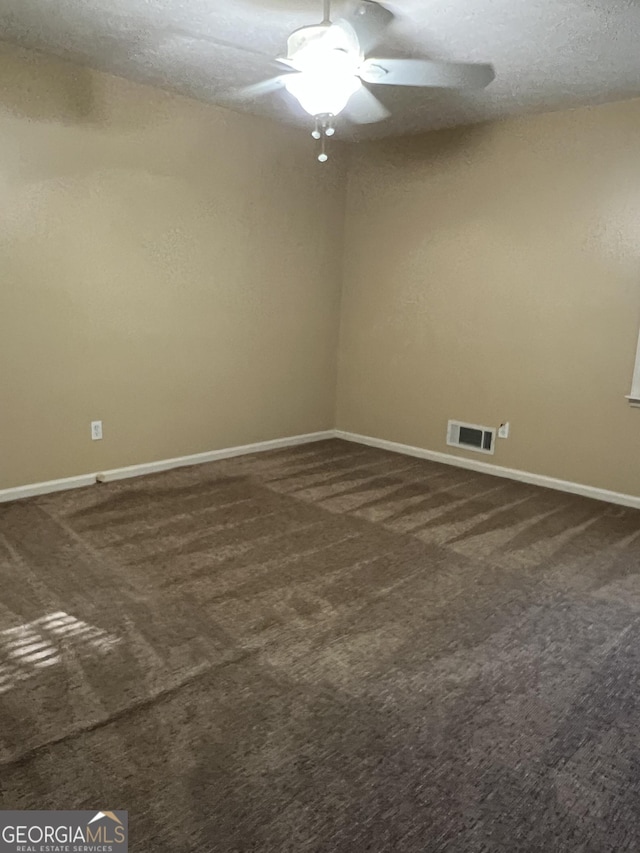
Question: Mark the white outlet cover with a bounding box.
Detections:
[91,420,103,440]
[498,422,510,439]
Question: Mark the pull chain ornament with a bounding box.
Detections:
[311,113,335,161]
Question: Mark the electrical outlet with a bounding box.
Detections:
[91,420,103,441]
[498,422,510,439]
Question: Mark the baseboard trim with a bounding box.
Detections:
[97,430,335,483]
[335,430,640,511]
[7,429,636,511]
[0,474,97,504]
[0,431,335,503]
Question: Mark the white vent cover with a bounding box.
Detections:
[447,420,495,455]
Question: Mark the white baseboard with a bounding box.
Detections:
[0,431,334,503]
[6,428,637,512]
[335,430,640,511]
[97,431,335,483]
[0,474,96,504]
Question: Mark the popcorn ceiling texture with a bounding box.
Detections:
[1,0,640,138]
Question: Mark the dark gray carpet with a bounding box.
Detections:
[2,438,640,851]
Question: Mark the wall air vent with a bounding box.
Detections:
[446,420,495,455]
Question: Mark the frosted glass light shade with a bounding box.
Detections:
[285,71,361,116]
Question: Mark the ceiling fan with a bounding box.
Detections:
[174,0,495,161]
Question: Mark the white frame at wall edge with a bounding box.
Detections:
[626,327,640,407]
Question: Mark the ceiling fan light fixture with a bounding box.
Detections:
[284,69,361,117]
[283,18,362,118]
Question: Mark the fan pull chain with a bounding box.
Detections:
[310,113,335,162]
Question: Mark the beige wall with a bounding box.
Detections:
[337,100,640,496]
[5,39,640,498]
[0,44,346,489]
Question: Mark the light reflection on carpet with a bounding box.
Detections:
[0,611,120,693]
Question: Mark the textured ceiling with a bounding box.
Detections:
[1,0,640,140]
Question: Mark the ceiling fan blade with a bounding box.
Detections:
[359,58,495,89]
[342,0,395,53]
[343,85,390,124]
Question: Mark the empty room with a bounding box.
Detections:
[2,0,640,850]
